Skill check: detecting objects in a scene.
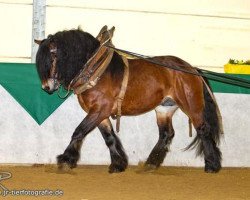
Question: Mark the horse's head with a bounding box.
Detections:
[35,39,60,94]
[35,28,100,94]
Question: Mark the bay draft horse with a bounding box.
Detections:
[35,27,223,173]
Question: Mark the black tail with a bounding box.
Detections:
[185,79,223,157]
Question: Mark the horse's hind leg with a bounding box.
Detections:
[194,121,221,173]
[179,83,222,173]
[98,119,128,173]
[145,98,178,170]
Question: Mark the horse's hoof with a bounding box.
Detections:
[57,162,71,171]
[57,154,77,169]
[205,169,217,173]
[204,164,221,173]
[56,162,76,175]
[144,164,158,172]
[108,164,126,173]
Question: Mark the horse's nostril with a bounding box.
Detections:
[43,86,50,91]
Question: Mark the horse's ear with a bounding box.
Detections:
[96,25,108,41]
[34,39,42,45]
[109,26,115,38]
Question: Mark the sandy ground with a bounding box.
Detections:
[0,165,249,200]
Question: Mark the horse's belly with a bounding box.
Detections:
[121,99,160,116]
[119,71,170,116]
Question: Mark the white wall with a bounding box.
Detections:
[1,0,250,72]
[0,85,249,167]
[0,1,32,63]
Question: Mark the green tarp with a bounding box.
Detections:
[0,63,70,124]
[0,63,250,125]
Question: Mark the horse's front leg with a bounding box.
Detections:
[98,119,128,173]
[57,105,110,169]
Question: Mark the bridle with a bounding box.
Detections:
[48,44,60,89]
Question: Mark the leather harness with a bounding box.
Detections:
[53,26,129,132]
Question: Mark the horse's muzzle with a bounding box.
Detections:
[42,86,54,95]
[42,78,60,94]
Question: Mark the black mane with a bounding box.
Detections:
[36,28,100,87]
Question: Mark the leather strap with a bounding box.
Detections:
[71,46,114,94]
[115,56,129,132]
